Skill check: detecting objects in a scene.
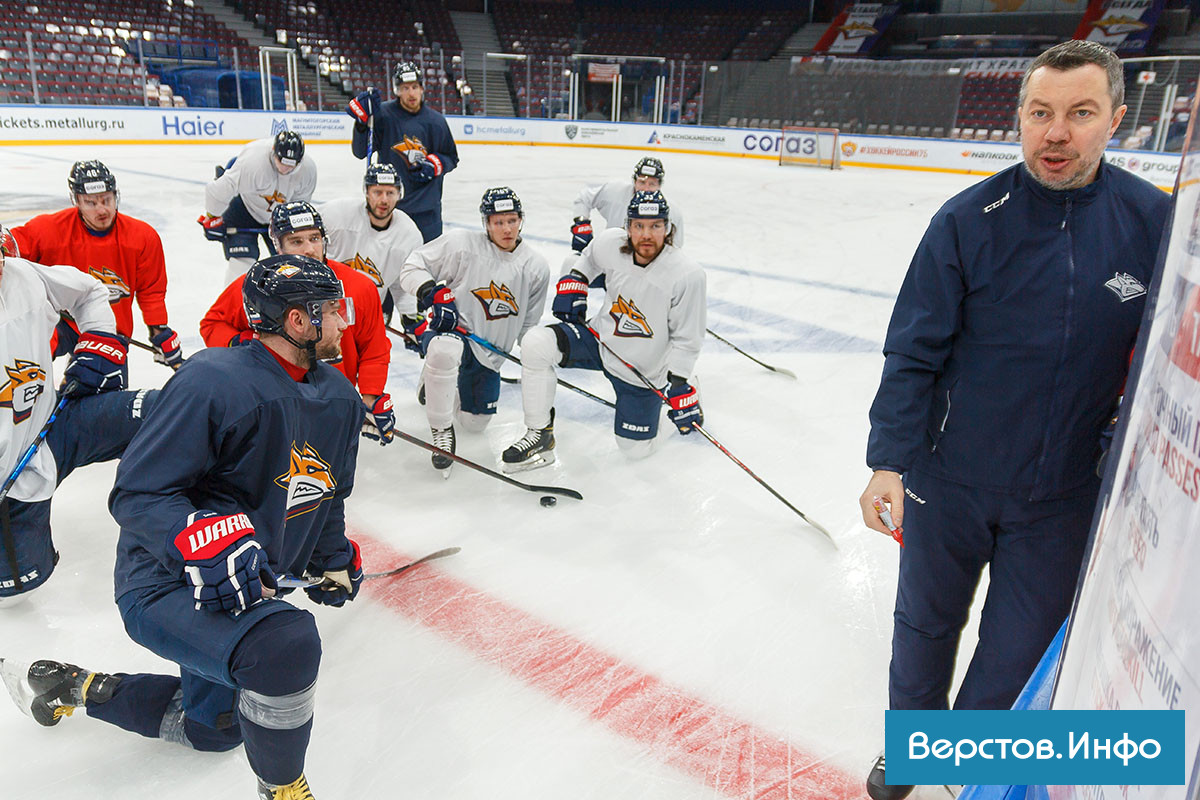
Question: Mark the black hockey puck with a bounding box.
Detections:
[540,495,557,507]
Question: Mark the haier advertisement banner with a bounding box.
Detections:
[1046,98,1200,800]
[1073,0,1167,53]
[812,4,901,55]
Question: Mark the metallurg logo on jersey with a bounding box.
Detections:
[609,296,653,338]
[348,253,383,286]
[88,266,131,302]
[275,442,337,519]
[0,359,45,424]
[260,190,287,210]
[472,281,519,320]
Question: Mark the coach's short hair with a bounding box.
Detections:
[1018,40,1124,112]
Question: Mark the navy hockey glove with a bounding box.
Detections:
[362,393,395,445]
[417,281,459,334]
[346,87,381,125]
[64,331,128,397]
[229,330,258,347]
[174,511,276,613]
[197,213,225,241]
[552,273,588,324]
[398,313,424,353]
[149,326,183,370]
[570,218,593,253]
[666,374,703,435]
[410,153,444,185]
[305,538,363,607]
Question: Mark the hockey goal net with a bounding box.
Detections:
[779,126,841,170]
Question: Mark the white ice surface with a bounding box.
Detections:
[0,142,990,799]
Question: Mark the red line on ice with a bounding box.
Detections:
[357,535,862,800]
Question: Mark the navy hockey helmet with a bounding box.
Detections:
[392,61,422,87]
[269,201,326,253]
[627,190,669,222]
[242,253,344,343]
[68,160,117,198]
[364,162,402,194]
[272,130,305,168]
[632,156,665,183]
[479,186,523,221]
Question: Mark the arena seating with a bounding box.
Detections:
[237,0,465,114]
[0,0,253,106]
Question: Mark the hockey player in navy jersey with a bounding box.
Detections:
[0,225,158,604]
[503,190,705,472]
[348,61,459,243]
[2,254,363,800]
[398,187,549,474]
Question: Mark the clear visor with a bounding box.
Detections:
[306,296,355,328]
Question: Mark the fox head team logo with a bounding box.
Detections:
[0,360,46,424]
[87,266,131,303]
[274,442,337,519]
[348,253,383,287]
[471,281,520,320]
[609,295,653,338]
[260,190,287,210]
[391,135,428,158]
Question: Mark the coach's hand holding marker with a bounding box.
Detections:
[860,470,904,545]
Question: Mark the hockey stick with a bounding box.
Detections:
[458,328,617,410]
[366,112,375,164]
[0,383,75,590]
[276,546,461,590]
[584,326,834,544]
[128,338,183,371]
[0,383,75,507]
[394,426,583,500]
[385,323,520,384]
[706,328,796,379]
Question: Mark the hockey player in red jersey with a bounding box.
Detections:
[200,201,395,445]
[11,161,182,370]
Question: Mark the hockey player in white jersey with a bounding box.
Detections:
[200,131,318,284]
[398,187,550,475]
[503,190,705,472]
[568,157,686,262]
[319,163,424,323]
[0,226,158,603]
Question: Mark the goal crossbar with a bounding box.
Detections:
[779,126,841,170]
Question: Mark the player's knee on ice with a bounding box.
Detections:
[616,436,655,460]
[423,334,464,429]
[456,411,491,433]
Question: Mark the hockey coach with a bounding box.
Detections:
[857,40,1172,800]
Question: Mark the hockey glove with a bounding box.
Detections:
[197,213,225,241]
[229,330,259,347]
[570,218,593,253]
[666,374,703,435]
[346,87,381,125]
[551,273,589,324]
[398,313,424,353]
[305,538,363,607]
[175,511,276,613]
[64,331,128,397]
[149,326,184,370]
[410,153,444,185]
[417,281,459,334]
[362,393,395,445]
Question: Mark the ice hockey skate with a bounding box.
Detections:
[431,425,455,477]
[1,658,120,727]
[502,409,555,473]
[866,753,913,800]
[257,773,317,800]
